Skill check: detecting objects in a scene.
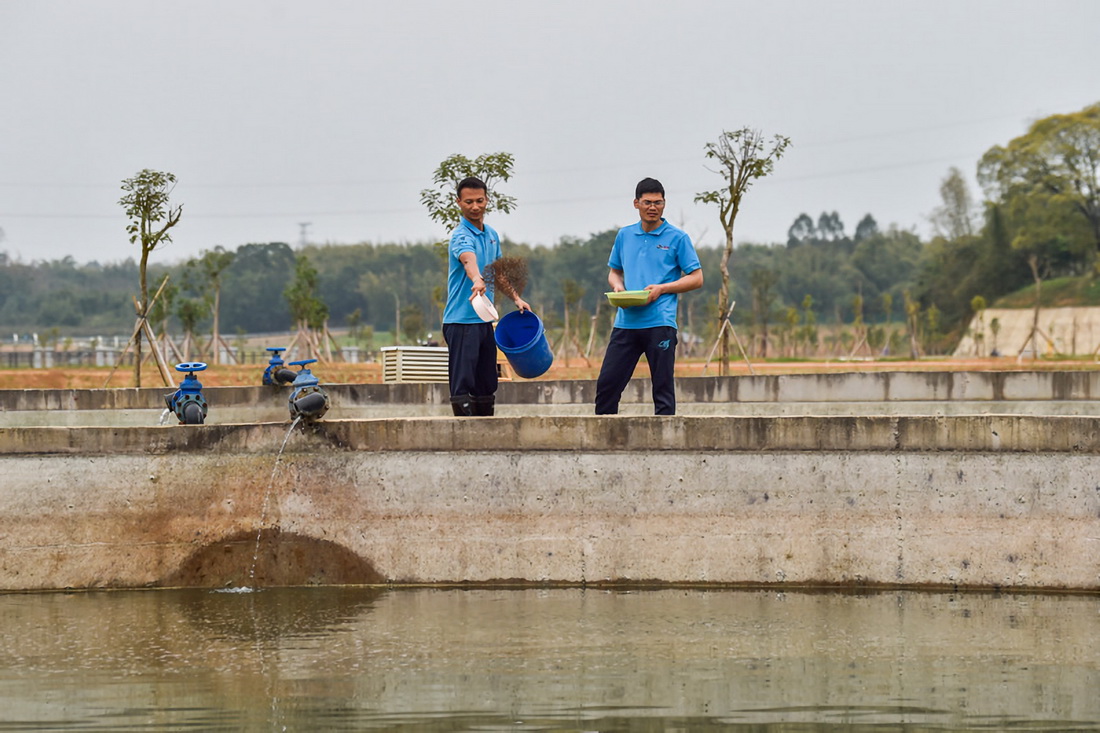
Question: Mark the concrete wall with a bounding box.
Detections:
[4,370,1100,426]
[954,307,1100,357]
[2,415,1098,592]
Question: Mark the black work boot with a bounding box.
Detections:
[472,394,496,417]
[450,394,474,417]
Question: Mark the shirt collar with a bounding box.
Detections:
[460,217,486,235]
[637,219,668,236]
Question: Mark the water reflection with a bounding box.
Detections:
[0,588,1096,730]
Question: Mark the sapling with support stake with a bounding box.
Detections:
[116,168,183,388]
[695,128,790,376]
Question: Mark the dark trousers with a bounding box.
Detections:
[443,322,498,398]
[595,326,678,415]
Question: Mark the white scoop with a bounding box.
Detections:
[471,293,499,322]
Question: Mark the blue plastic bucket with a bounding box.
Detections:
[494,310,554,379]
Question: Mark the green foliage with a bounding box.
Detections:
[283,255,329,329]
[903,102,1100,345]
[0,223,920,349]
[992,275,1100,308]
[978,101,1100,255]
[176,297,205,337]
[695,128,791,370]
[194,246,235,287]
[400,304,426,343]
[184,246,236,332]
[119,169,182,252]
[147,274,177,329]
[695,129,792,228]
[119,168,183,311]
[219,242,296,332]
[770,216,920,325]
[419,152,517,233]
[929,167,977,240]
[0,255,143,333]
[326,241,446,333]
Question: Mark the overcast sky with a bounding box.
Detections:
[1,0,1097,265]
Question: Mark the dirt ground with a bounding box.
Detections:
[2,355,1097,390]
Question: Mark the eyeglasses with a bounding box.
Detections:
[638,199,665,208]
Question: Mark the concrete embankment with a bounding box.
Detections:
[1,414,1098,592]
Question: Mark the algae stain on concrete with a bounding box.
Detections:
[161,528,384,588]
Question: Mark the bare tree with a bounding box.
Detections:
[695,128,790,375]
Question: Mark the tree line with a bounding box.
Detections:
[2,101,1096,362]
[0,219,922,357]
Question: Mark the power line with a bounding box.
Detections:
[0,149,985,221]
[0,106,1061,192]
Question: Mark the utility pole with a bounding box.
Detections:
[298,222,312,248]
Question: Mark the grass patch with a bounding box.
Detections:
[993,275,1100,308]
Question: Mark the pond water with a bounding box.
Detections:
[0,587,1096,731]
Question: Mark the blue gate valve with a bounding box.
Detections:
[287,359,329,422]
[164,362,208,425]
[262,347,297,386]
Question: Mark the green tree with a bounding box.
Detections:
[285,255,330,359]
[147,273,178,362]
[781,305,799,357]
[903,291,922,358]
[285,255,328,329]
[749,268,778,357]
[420,152,517,239]
[400,304,425,343]
[978,101,1100,255]
[913,203,1028,341]
[924,304,942,354]
[867,325,886,354]
[220,242,296,333]
[119,168,182,386]
[695,128,791,375]
[854,214,879,242]
[191,246,235,363]
[969,294,988,355]
[559,278,586,363]
[787,213,815,247]
[816,211,845,241]
[346,307,362,343]
[176,297,206,359]
[799,294,818,355]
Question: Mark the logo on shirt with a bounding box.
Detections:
[656,243,670,251]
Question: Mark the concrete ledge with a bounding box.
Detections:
[4,414,1100,455]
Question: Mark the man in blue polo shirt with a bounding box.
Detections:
[595,177,703,415]
[443,176,530,417]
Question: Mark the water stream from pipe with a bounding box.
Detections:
[244,416,302,590]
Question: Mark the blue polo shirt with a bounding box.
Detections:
[443,217,503,325]
[608,219,701,329]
